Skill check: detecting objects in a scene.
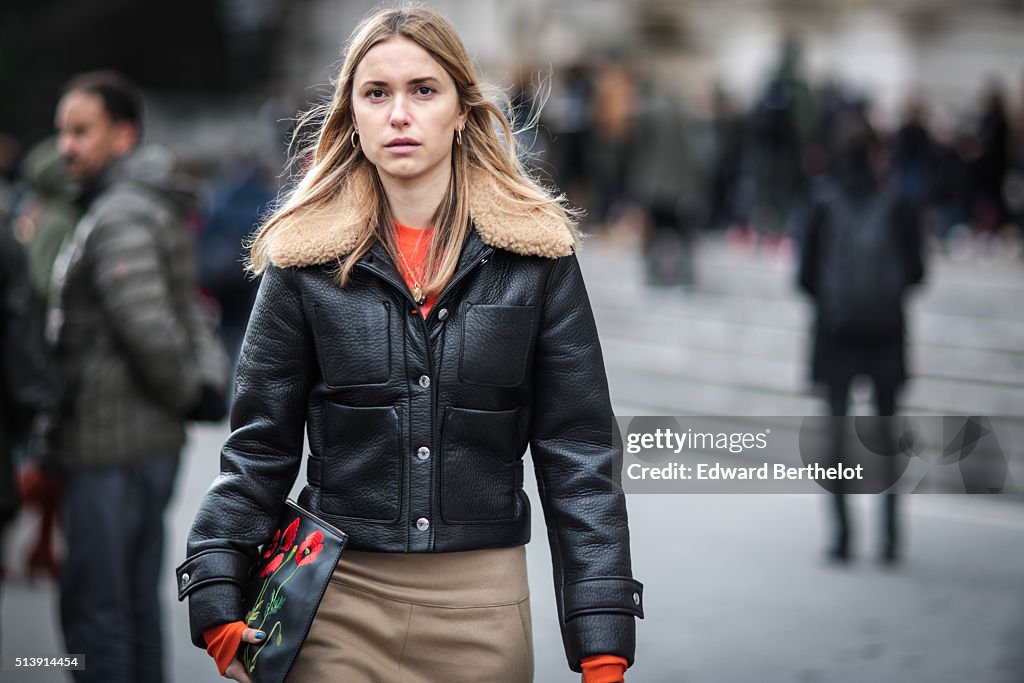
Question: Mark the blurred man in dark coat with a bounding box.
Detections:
[798,111,925,564]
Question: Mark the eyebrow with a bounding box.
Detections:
[360,76,442,88]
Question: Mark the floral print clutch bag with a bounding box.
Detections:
[240,499,348,683]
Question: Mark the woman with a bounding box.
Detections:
[178,7,642,682]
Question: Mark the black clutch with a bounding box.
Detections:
[240,499,347,683]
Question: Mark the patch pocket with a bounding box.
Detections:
[440,406,521,523]
[320,403,402,522]
[459,304,535,387]
[313,301,391,387]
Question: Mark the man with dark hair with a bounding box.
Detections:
[48,70,227,683]
[56,71,143,181]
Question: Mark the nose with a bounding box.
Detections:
[389,94,411,128]
[57,132,74,159]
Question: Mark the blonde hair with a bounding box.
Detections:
[249,6,579,294]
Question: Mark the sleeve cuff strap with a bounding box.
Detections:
[564,576,644,621]
[176,549,251,601]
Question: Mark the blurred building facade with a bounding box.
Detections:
[4,0,1023,169]
[273,0,1024,116]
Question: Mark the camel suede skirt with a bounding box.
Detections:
[287,545,533,683]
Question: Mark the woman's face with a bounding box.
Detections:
[351,36,467,188]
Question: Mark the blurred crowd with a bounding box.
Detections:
[523,39,1024,284]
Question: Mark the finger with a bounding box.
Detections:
[240,628,267,644]
[224,659,254,683]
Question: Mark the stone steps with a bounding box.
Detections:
[579,236,1024,418]
[577,235,1024,491]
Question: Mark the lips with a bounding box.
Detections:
[62,157,84,176]
[385,138,420,152]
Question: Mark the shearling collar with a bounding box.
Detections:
[267,166,575,268]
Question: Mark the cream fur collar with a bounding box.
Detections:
[267,167,575,268]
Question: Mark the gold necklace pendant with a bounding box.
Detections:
[397,248,427,306]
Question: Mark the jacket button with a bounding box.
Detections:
[418,375,430,388]
[633,592,641,606]
[437,308,449,321]
[416,517,430,531]
[181,573,190,586]
[417,447,430,461]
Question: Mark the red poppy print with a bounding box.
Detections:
[281,518,300,551]
[244,514,340,676]
[263,529,281,558]
[260,553,284,578]
[295,531,323,566]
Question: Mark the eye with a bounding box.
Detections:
[415,85,435,96]
[366,88,386,100]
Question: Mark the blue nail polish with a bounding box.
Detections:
[255,632,266,640]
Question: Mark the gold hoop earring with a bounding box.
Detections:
[455,128,463,146]
[351,130,359,148]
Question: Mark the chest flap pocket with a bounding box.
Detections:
[313,301,391,387]
[458,304,535,387]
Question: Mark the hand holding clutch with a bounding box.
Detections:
[203,621,248,676]
[221,625,265,683]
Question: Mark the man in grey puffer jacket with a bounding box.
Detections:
[48,71,226,683]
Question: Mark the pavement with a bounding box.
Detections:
[2,231,1023,682]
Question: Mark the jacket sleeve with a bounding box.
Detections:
[529,254,643,673]
[177,265,313,647]
[88,215,201,413]
[797,199,824,297]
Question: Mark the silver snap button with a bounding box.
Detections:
[416,517,430,531]
[418,375,430,388]
[632,592,640,605]
[181,573,190,585]
[437,308,449,321]
[417,447,430,461]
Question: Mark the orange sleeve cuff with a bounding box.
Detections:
[581,654,629,683]
[203,621,248,675]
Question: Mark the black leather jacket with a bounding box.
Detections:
[178,173,643,671]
